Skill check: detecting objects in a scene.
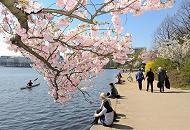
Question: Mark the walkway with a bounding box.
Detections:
[90,72,190,130]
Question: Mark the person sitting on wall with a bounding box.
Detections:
[115,74,125,84]
[107,83,120,98]
[92,93,115,126]
[118,72,122,78]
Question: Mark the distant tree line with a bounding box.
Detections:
[153,0,190,88]
[0,56,31,67]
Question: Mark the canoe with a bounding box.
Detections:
[20,83,40,90]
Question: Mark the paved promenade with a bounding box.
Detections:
[90,73,190,130]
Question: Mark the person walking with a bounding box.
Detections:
[146,68,154,93]
[136,68,144,90]
[158,67,167,93]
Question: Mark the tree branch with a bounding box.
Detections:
[11,35,59,72]
[40,8,93,23]
[1,0,29,30]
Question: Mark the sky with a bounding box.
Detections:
[123,0,181,49]
[0,0,182,56]
[0,35,21,56]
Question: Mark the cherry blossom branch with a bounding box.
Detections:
[10,34,59,72]
[90,0,114,22]
[1,0,29,29]
[67,0,82,15]
[40,8,91,23]
[66,74,92,103]
[47,45,59,61]
[0,0,174,103]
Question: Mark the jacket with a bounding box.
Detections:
[146,71,154,81]
[136,71,144,81]
[158,70,166,82]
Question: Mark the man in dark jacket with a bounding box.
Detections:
[136,68,144,90]
[146,68,154,93]
[158,67,166,93]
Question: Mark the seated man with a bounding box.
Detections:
[115,74,125,84]
[118,72,122,78]
[92,93,115,126]
[27,80,33,88]
[107,83,120,98]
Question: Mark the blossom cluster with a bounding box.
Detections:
[0,0,173,103]
[139,50,158,63]
[158,34,190,64]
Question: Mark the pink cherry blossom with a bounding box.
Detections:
[56,0,67,7]
[57,18,71,27]
[82,0,87,6]
[15,26,27,38]
[0,0,174,103]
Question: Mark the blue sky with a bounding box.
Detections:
[123,0,181,49]
[0,0,181,56]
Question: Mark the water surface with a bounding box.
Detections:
[0,67,119,130]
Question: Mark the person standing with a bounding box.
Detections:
[146,68,154,93]
[158,67,166,93]
[136,68,144,90]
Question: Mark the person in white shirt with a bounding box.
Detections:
[92,93,114,126]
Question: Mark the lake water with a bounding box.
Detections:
[0,67,119,130]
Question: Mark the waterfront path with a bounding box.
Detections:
[90,72,190,130]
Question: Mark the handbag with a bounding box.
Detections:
[157,81,161,88]
[165,77,170,89]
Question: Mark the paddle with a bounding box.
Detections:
[33,78,38,82]
[29,78,39,86]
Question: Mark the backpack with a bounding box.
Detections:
[136,71,144,81]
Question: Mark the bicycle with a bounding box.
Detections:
[127,71,133,82]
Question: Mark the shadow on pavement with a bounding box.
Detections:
[118,96,126,99]
[108,96,126,99]
[153,91,190,93]
[111,124,133,130]
[163,91,190,93]
[116,113,127,119]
